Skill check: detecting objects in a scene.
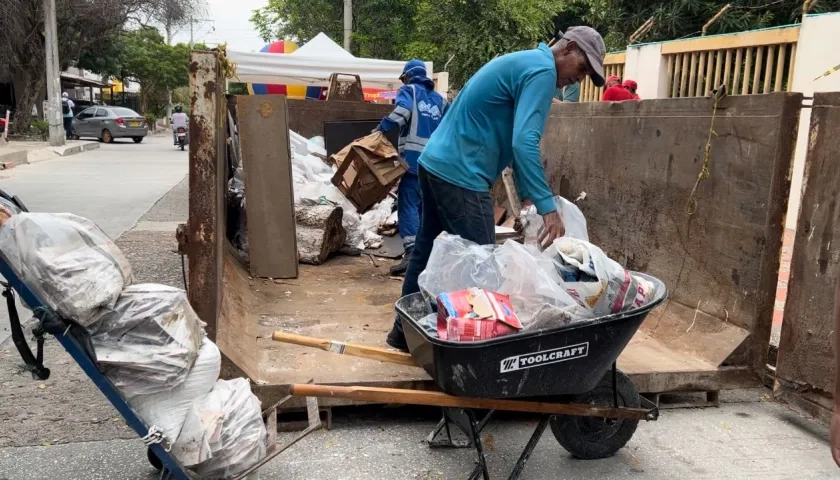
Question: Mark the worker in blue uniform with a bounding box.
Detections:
[386,27,608,351]
[376,60,449,277]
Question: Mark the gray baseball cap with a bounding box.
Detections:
[561,26,607,87]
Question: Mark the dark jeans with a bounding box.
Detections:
[63,117,72,138]
[394,166,496,333]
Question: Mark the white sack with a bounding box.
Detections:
[418,233,588,326]
[130,338,220,444]
[522,196,589,243]
[546,237,655,316]
[192,378,267,479]
[91,284,206,397]
[0,212,132,327]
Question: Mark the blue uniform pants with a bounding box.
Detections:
[397,173,422,253]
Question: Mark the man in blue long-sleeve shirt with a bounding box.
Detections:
[387,27,607,351]
[377,60,448,276]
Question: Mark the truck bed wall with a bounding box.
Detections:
[520,93,801,375]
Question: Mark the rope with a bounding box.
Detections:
[684,92,722,216]
[141,425,171,451]
[216,43,238,81]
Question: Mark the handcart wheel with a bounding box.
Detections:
[549,370,640,460]
[147,448,163,471]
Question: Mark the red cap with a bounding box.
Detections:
[606,75,621,84]
[623,79,638,90]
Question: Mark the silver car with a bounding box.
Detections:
[71,106,148,143]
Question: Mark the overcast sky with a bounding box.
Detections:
[170,0,268,52]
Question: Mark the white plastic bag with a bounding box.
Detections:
[523,196,589,242]
[418,233,588,326]
[546,237,655,316]
[192,378,267,479]
[91,284,206,397]
[130,338,220,444]
[0,212,132,327]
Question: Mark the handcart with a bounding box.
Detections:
[0,188,323,480]
[271,280,668,480]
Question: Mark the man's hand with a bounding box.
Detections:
[538,210,565,250]
[832,410,840,467]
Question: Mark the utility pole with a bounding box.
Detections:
[343,0,352,52]
[44,0,65,146]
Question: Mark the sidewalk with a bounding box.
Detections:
[0,138,100,169]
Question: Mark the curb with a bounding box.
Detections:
[0,150,28,170]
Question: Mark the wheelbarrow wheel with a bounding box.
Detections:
[147,447,163,471]
[549,370,640,460]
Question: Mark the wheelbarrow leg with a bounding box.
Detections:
[463,409,491,480]
[506,415,550,480]
[427,408,493,449]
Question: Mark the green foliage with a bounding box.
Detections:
[29,119,49,139]
[227,83,249,95]
[79,26,194,113]
[250,0,840,87]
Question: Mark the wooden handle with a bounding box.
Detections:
[290,384,650,420]
[271,331,418,367]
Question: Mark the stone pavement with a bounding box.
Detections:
[0,139,100,168]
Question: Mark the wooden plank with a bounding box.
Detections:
[661,26,800,54]
[741,47,753,95]
[679,53,690,97]
[774,44,786,92]
[764,45,776,93]
[605,52,626,65]
[666,55,675,97]
[290,384,651,420]
[704,50,715,96]
[238,95,298,278]
[776,93,840,400]
[671,54,681,98]
[270,331,418,367]
[688,52,698,97]
[732,48,743,94]
[786,43,797,91]
[187,50,225,341]
[696,51,706,97]
[723,49,733,92]
[752,46,764,94]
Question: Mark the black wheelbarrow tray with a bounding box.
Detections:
[272,272,668,480]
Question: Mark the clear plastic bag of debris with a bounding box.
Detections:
[191,378,267,479]
[545,237,656,317]
[130,337,221,445]
[522,196,589,243]
[0,212,133,327]
[418,233,588,326]
[91,284,206,397]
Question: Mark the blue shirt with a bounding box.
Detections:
[419,44,557,215]
[555,82,580,102]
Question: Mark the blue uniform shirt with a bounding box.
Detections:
[419,43,557,215]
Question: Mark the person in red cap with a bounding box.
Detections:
[623,79,640,100]
[602,75,634,102]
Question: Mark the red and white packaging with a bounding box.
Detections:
[436,288,523,342]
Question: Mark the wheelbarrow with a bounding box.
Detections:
[272,276,667,480]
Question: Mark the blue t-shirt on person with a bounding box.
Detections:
[418,43,557,215]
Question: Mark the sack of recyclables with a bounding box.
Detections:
[436,288,523,342]
[419,233,657,337]
[0,212,133,328]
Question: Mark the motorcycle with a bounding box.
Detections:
[175,127,187,151]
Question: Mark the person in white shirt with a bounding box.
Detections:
[170,104,188,145]
[61,93,75,138]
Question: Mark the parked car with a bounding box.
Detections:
[71,106,148,143]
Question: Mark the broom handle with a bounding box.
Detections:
[270,331,418,367]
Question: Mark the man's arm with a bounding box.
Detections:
[377,86,413,132]
[510,69,556,216]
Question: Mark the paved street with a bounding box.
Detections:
[0,134,188,345]
[0,134,837,479]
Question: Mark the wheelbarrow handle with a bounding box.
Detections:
[270,331,418,367]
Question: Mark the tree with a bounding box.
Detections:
[142,0,208,44]
[78,27,195,114]
[0,0,154,134]
[250,0,419,60]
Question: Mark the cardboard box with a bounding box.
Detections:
[436,288,522,342]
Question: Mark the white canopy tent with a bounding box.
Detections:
[226,33,432,90]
